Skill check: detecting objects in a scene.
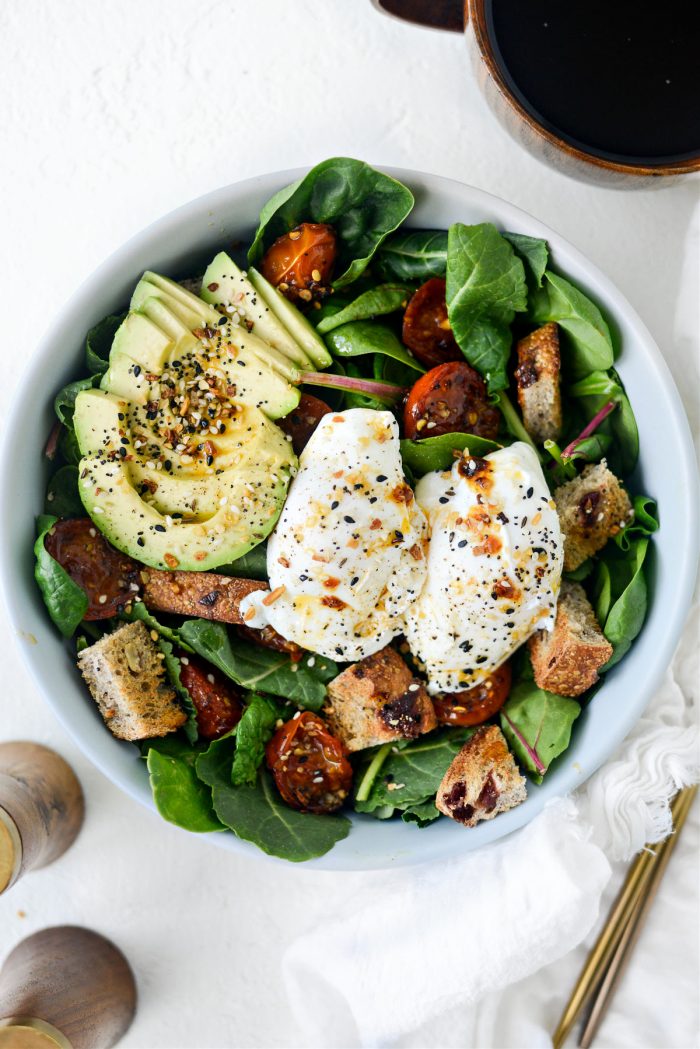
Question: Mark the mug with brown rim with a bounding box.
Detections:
[372,0,700,186]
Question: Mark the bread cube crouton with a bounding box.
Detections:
[554,460,633,571]
[140,569,266,624]
[323,646,437,752]
[529,580,612,697]
[515,322,562,443]
[436,725,527,827]
[77,621,186,741]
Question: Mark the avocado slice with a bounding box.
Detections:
[247,267,332,369]
[201,252,313,371]
[74,389,296,571]
[105,294,299,418]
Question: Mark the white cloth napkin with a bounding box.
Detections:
[283,604,699,1047]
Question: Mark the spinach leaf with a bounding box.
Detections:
[86,313,124,375]
[217,543,269,581]
[401,799,441,827]
[400,433,501,475]
[593,561,612,624]
[121,601,194,653]
[59,425,81,466]
[34,515,88,637]
[500,683,580,783]
[146,737,224,833]
[374,229,448,281]
[231,693,283,786]
[530,272,614,378]
[248,158,414,288]
[614,495,658,552]
[355,728,473,814]
[324,319,424,373]
[497,390,542,457]
[54,376,96,427]
[600,538,650,670]
[197,754,350,862]
[565,559,594,582]
[316,284,412,334]
[45,465,83,517]
[502,232,548,288]
[446,223,527,393]
[178,619,337,710]
[53,374,99,466]
[160,638,198,744]
[568,368,639,476]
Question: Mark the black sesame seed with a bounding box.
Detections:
[343,515,355,524]
[376,475,387,482]
[331,501,339,510]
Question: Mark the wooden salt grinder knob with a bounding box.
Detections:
[0,743,84,895]
[0,926,137,1049]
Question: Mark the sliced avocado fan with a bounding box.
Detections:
[75,389,295,571]
[72,271,318,570]
[201,252,332,369]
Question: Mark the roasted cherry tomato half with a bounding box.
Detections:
[236,623,303,660]
[260,222,337,303]
[266,711,353,814]
[43,518,140,620]
[403,361,501,441]
[178,656,244,740]
[402,278,462,369]
[433,663,512,728]
[278,393,333,455]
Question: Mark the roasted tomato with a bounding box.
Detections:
[260,222,337,303]
[278,393,333,455]
[266,712,353,813]
[402,278,462,369]
[433,663,512,727]
[44,518,140,619]
[236,623,303,660]
[403,361,501,440]
[179,656,244,740]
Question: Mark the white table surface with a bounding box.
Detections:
[1,2,698,1046]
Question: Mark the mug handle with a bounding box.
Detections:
[371,1,466,32]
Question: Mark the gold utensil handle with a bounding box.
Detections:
[0,927,137,1049]
[553,785,698,1048]
[578,785,698,1048]
[0,743,84,894]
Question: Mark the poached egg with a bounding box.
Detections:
[403,442,563,694]
[239,408,428,660]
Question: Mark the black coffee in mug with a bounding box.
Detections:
[486,0,700,165]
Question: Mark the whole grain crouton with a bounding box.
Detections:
[554,460,632,571]
[529,580,612,697]
[78,621,186,741]
[323,646,437,752]
[436,725,527,826]
[515,322,562,442]
[141,569,266,624]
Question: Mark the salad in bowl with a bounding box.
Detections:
[32,159,659,862]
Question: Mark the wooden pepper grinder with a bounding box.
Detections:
[0,743,84,895]
[0,927,137,1048]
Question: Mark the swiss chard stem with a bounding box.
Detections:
[355,743,392,802]
[502,712,546,776]
[496,391,543,460]
[561,400,617,459]
[300,371,406,406]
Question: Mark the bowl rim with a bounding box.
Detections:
[2,165,698,870]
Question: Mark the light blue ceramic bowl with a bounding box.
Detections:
[2,168,697,869]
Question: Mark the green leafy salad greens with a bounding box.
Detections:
[34,157,657,861]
